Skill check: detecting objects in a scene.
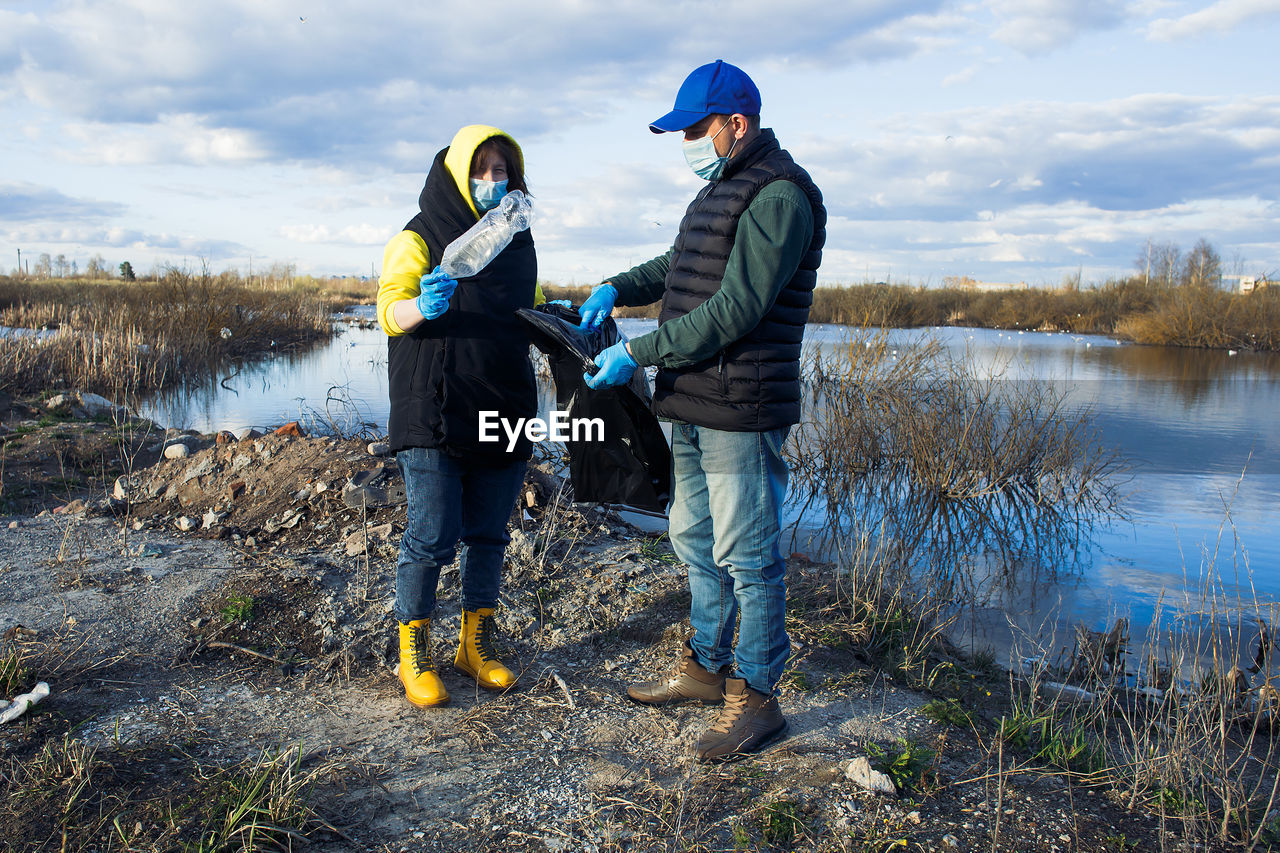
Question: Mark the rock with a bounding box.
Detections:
[215,430,237,445]
[230,453,252,473]
[45,393,75,410]
[112,474,141,503]
[181,456,215,484]
[201,509,227,530]
[314,480,329,494]
[272,421,305,437]
[77,392,124,418]
[176,516,197,531]
[367,441,391,457]
[344,523,395,557]
[8,521,18,529]
[508,529,536,564]
[942,834,959,849]
[237,427,263,441]
[845,757,897,796]
[53,499,86,515]
[226,480,246,500]
[164,442,191,459]
[263,508,304,534]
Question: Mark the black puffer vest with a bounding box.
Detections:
[387,147,537,462]
[653,129,825,431]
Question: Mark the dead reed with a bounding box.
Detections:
[0,269,334,400]
[541,278,1280,351]
[999,560,1278,849]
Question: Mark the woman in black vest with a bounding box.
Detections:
[376,125,539,708]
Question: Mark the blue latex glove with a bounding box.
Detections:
[584,341,637,390]
[416,266,458,320]
[579,283,618,329]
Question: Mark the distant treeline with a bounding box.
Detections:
[542,278,1279,351]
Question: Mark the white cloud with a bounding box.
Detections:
[984,0,1131,52]
[279,223,394,246]
[62,116,267,166]
[1148,0,1280,40]
[1,0,953,168]
[3,223,245,257]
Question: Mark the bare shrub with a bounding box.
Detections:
[787,328,1122,615]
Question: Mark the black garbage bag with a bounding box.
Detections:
[516,303,671,512]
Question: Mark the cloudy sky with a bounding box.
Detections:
[2,0,1278,287]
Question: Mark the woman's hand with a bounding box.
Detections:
[417,266,459,320]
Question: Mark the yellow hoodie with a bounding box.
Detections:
[377,124,544,335]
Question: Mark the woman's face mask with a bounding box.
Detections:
[682,119,736,181]
[470,178,508,212]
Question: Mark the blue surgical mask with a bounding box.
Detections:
[470,178,508,212]
[682,120,737,181]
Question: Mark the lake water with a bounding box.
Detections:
[139,310,1280,658]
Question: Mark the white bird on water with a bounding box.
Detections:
[1228,349,1238,356]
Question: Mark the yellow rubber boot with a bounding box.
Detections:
[454,608,517,690]
[398,619,449,708]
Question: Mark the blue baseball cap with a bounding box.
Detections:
[649,60,761,133]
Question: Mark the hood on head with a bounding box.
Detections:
[443,124,523,218]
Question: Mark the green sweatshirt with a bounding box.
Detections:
[608,179,815,369]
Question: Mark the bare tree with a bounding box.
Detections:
[1149,242,1180,287]
[1182,238,1222,288]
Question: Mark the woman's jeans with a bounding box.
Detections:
[668,423,791,696]
[394,447,527,623]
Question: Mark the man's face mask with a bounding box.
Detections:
[682,120,737,181]
[470,178,508,212]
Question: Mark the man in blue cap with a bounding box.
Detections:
[579,60,826,762]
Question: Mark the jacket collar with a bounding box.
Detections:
[720,128,780,182]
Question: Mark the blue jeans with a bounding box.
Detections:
[668,423,791,696]
[394,447,527,623]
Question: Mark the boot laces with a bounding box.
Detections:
[665,654,692,687]
[710,689,748,734]
[410,624,436,674]
[475,613,499,663]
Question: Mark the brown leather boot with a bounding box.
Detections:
[695,677,787,762]
[627,642,727,706]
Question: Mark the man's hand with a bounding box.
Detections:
[584,341,637,389]
[416,266,458,320]
[579,283,618,329]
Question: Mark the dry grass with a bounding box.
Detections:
[0,269,337,400]
[541,278,1280,351]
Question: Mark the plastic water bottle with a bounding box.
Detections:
[439,190,534,279]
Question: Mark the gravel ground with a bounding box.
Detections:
[0,412,1225,851]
